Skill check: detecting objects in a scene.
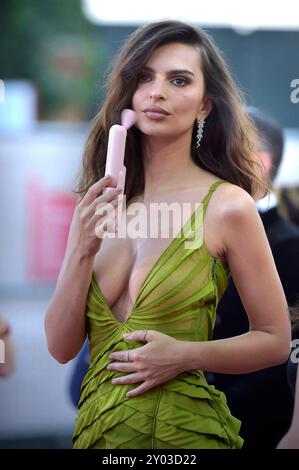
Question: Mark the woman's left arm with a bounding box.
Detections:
[183,189,291,373]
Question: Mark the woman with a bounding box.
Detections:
[45,20,290,449]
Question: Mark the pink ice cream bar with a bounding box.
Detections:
[104,109,137,192]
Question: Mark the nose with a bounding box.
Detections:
[150,90,165,100]
[149,79,166,100]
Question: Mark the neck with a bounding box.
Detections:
[142,133,200,199]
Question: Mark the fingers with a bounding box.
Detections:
[107,361,136,373]
[94,198,118,220]
[93,187,122,215]
[80,173,125,241]
[88,187,122,236]
[103,171,125,195]
[110,371,152,397]
[123,330,153,343]
[109,349,137,362]
[83,175,114,207]
[112,373,142,385]
[93,202,120,238]
[126,383,150,398]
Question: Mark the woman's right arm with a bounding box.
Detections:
[45,176,121,364]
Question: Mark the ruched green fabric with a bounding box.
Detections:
[73,180,243,449]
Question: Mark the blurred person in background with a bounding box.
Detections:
[45,21,290,449]
[211,107,299,448]
[277,304,299,448]
[280,186,299,227]
[277,369,299,449]
[69,339,89,408]
[0,314,15,378]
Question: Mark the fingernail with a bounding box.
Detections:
[123,333,130,338]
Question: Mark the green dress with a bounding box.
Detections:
[73,180,243,449]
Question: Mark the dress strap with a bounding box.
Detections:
[201,179,226,216]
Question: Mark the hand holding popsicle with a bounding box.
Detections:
[104,109,137,194]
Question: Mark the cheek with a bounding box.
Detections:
[132,89,142,111]
[131,91,143,130]
[175,93,202,114]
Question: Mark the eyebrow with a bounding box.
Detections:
[141,66,195,77]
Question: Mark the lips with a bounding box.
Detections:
[142,107,170,121]
[143,106,170,116]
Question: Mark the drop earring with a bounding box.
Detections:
[196,118,205,149]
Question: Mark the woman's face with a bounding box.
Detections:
[132,42,211,140]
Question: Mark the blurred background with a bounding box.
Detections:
[0,0,298,448]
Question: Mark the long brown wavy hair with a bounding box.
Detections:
[76,20,268,202]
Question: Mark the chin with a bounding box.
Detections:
[141,129,174,139]
[138,121,171,134]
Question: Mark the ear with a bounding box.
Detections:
[198,98,213,120]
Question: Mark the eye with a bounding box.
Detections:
[137,72,151,83]
[171,77,189,87]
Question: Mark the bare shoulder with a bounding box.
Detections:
[212,182,257,222]
[204,182,260,258]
